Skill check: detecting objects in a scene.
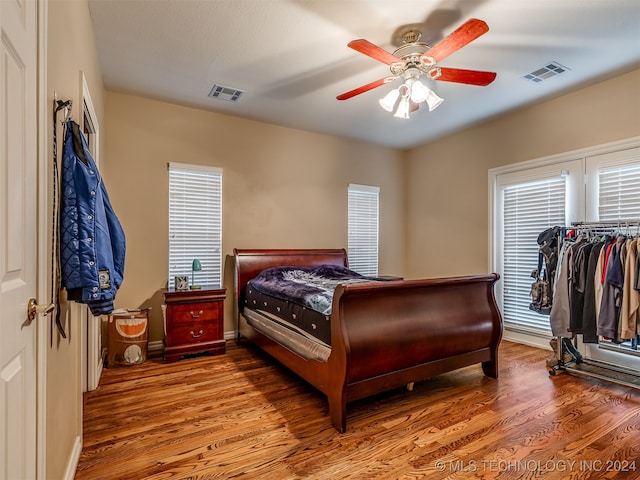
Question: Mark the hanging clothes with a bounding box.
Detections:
[60,119,126,316]
[542,225,640,344]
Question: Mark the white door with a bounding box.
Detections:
[0,0,39,478]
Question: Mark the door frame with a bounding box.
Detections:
[79,71,103,392]
[36,0,48,477]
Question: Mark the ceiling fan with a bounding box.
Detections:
[337,18,496,118]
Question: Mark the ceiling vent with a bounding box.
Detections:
[523,62,569,83]
[208,84,244,102]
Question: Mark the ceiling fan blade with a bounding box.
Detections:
[336,76,395,100]
[435,67,496,86]
[348,39,402,65]
[410,101,420,112]
[422,18,489,63]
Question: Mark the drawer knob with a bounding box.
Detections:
[190,310,204,318]
[190,329,204,338]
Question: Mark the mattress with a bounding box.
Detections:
[244,284,331,345]
[242,308,331,362]
[243,265,388,359]
[244,264,388,346]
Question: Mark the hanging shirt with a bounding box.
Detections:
[620,238,639,340]
[597,236,626,340]
[550,238,582,336]
[569,241,594,333]
[636,239,640,291]
[579,241,604,343]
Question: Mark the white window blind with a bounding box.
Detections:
[348,184,379,276]
[168,163,222,288]
[586,147,640,221]
[501,177,566,334]
[598,163,640,221]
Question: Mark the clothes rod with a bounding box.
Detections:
[570,220,640,228]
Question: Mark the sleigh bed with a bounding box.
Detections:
[234,248,503,432]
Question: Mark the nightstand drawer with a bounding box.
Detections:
[169,301,222,324]
[169,321,220,345]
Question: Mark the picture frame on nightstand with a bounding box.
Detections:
[173,275,189,291]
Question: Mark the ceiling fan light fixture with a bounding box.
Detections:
[338,18,495,119]
[379,88,400,112]
[379,76,441,117]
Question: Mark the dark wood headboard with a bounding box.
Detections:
[233,248,348,301]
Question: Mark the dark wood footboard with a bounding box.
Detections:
[328,274,502,432]
[234,249,503,433]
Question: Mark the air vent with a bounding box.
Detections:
[208,84,244,102]
[523,62,569,83]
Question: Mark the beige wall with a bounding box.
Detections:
[405,69,640,279]
[104,93,405,343]
[46,1,105,478]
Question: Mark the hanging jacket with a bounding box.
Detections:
[60,119,126,315]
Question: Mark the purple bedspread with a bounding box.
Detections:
[247,265,387,315]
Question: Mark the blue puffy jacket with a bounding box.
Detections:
[60,119,126,315]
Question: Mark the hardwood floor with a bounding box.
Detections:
[75,341,640,479]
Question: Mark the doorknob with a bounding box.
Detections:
[27,298,55,322]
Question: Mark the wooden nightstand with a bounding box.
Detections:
[163,287,226,363]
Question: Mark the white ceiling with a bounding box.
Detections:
[88,0,640,150]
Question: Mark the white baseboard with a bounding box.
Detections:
[503,329,553,350]
[63,435,82,480]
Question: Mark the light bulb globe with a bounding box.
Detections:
[410,81,429,103]
[425,90,444,111]
[378,88,400,112]
[394,96,411,119]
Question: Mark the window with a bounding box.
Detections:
[492,159,582,342]
[348,184,379,276]
[585,147,640,222]
[168,163,223,288]
[581,146,640,368]
[502,177,566,334]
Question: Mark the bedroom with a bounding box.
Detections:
[2,0,639,479]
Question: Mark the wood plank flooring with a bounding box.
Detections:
[75,341,640,479]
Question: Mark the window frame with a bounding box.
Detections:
[348,183,380,276]
[168,162,223,289]
[585,146,640,222]
[582,145,640,370]
[492,160,583,343]
[489,137,640,348]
